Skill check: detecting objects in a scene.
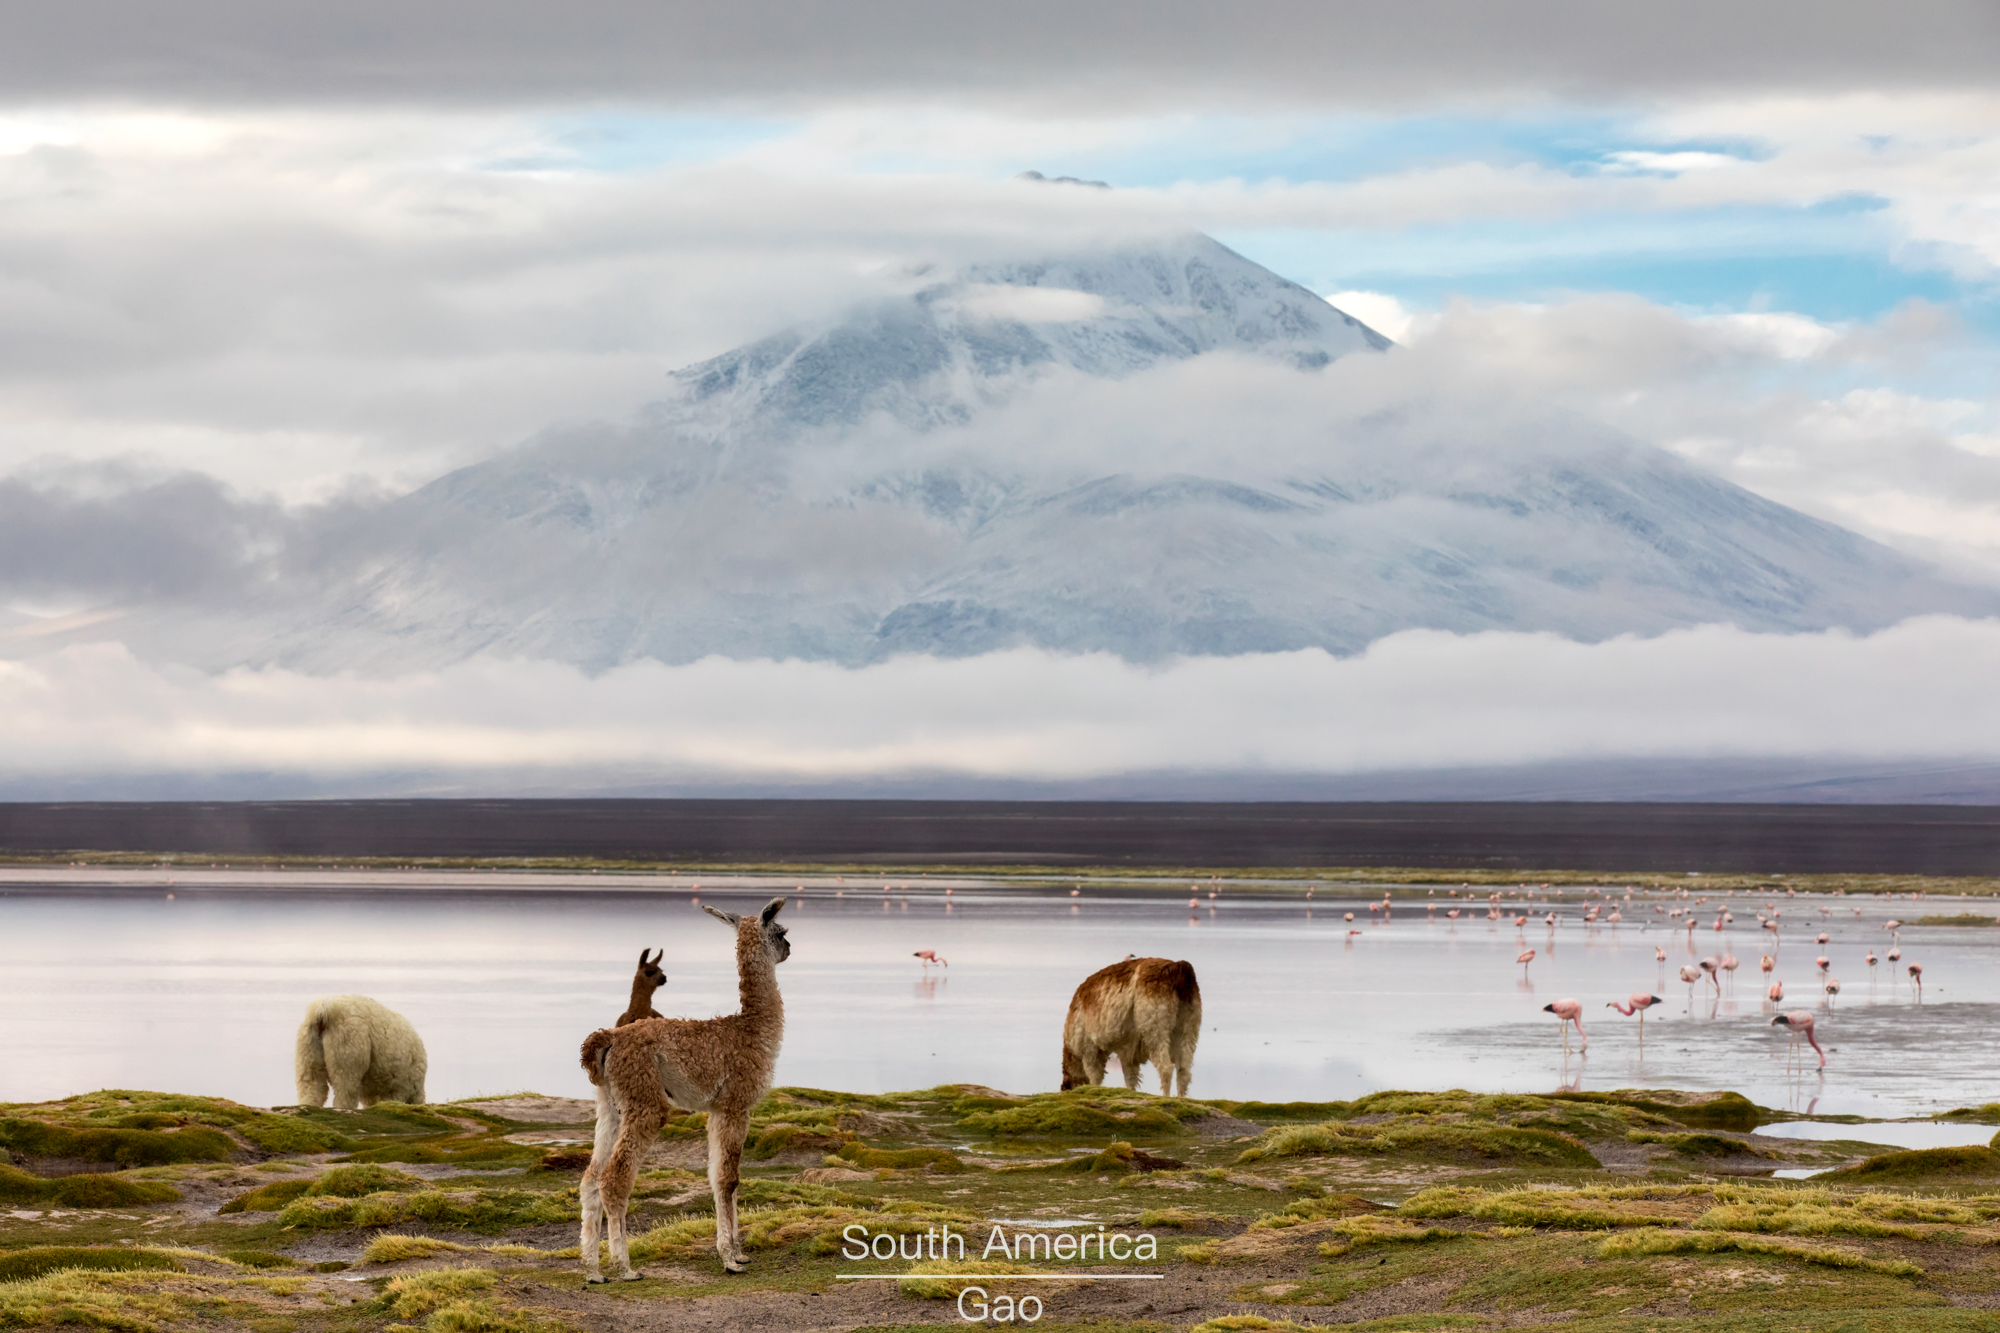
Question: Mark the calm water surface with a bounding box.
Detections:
[3,872,1995,1120]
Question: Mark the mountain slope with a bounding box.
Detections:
[80,233,2000,672]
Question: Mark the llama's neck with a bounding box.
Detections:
[627,973,659,1014]
[735,932,785,1037]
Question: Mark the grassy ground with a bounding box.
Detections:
[8,849,2000,898]
[3,1084,1998,1332]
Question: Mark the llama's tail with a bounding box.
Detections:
[295,1001,332,1107]
[579,1028,616,1087]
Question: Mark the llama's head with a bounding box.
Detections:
[635,948,666,990]
[703,897,792,965]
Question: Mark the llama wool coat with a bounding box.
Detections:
[295,994,428,1108]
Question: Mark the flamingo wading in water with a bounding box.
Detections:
[913,949,948,968]
[1773,1010,1826,1070]
[1606,992,1664,1041]
[1544,998,1587,1054]
[1517,948,1537,977]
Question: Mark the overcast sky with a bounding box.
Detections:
[3,2,1998,789]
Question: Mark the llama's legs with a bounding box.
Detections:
[708,1111,750,1272]
[596,1102,662,1283]
[579,1087,623,1283]
[1152,1057,1175,1096]
[1119,1049,1142,1091]
[321,1022,371,1111]
[1081,1048,1108,1086]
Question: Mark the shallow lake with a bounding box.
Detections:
[3,869,1995,1121]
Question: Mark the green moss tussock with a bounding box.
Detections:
[0,1090,354,1158]
[0,1247,185,1283]
[0,1163,181,1208]
[0,1118,236,1167]
[833,1142,966,1172]
[1626,1129,1770,1158]
[956,1089,1207,1138]
[1825,1145,2000,1181]
[217,1178,313,1213]
[278,1184,577,1233]
[1238,1121,1597,1168]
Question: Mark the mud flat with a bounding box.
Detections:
[3,1083,1999,1332]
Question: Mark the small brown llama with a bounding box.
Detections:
[577,898,789,1280]
[1060,956,1200,1096]
[615,948,666,1026]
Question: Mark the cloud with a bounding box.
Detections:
[5,616,2000,787]
[1,1,1995,110]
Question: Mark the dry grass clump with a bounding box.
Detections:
[365,1235,476,1264]
[1399,1184,1698,1229]
[0,1269,190,1331]
[590,1200,980,1265]
[895,1257,1035,1298]
[1316,1216,1458,1257]
[1598,1226,1923,1276]
[1695,1185,2000,1238]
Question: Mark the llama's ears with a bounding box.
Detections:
[640,948,662,966]
[702,904,742,927]
[759,897,786,926]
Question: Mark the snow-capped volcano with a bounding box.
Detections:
[662,234,1389,439]
[63,233,2000,673]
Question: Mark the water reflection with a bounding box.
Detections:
[0,877,1994,1117]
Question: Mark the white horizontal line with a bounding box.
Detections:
[834,1274,1165,1280]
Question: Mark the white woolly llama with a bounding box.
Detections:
[1060,957,1201,1096]
[295,995,428,1109]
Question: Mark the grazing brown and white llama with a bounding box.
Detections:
[295,995,428,1109]
[577,898,789,1280]
[1059,957,1200,1097]
[615,948,667,1026]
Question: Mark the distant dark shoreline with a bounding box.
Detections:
[3,799,1999,875]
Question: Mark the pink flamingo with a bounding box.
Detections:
[1721,955,1739,990]
[1654,946,1666,962]
[1815,932,1829,945]
[1517,948,1536,977]
[1908,962,1923,997]
[1823,976,1840,1003]
[1772,1010,1825,1070]
[1678,964,1701,1001]
[1606,992,1664,1040]
[1865,950,1877,969]
[1815,955,1830,973]
[1544,998,1587,1053]
[1698,956,1722,993]
[912,949,947,968]
[1888,946,1902,963]
[1760,954,1775,977]
[1767,980,1784,1002]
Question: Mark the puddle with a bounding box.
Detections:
[1753,1120,2000,1149]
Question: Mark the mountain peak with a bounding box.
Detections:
[662,233,1391,436]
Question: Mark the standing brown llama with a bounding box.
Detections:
[576,898,789,1280]
[615,948,666,1026]
[1060,957,1201,1096]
